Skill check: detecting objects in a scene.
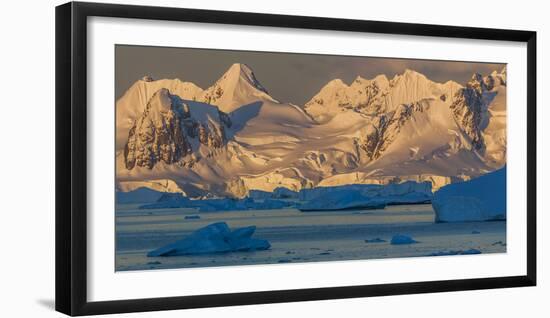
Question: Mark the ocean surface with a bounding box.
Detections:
[115,203,506,271]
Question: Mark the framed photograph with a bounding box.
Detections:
[55,1,536,316]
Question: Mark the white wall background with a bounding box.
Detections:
[0,0,547,316]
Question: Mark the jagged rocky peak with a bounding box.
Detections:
[450,69,506,154]
[304,75,392,119]
[326,78,348,88]
[201,63,273,113]
[396,68,426,80]
[226,63,269,93]
[488,66,507,87]
[305,69,451,121]
[124,88,231,170]
[466,73,487,93]
[141,75,155,82]
[124,88,191,170]
[388,69,432,90]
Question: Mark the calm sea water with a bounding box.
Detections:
[115,204,506,271]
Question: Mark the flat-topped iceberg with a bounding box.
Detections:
[297,181,431,211]
[115,187,165,204]
[298,181,432,205]
[249,187,299,200]
[432,167,506,223]
[298,191,386,211]
[147,222,270,257]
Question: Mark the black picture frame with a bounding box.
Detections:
[55,1,537,316]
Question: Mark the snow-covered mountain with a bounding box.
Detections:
[116,64,506,198]
[116,63,274,148]
[200,63,276,113]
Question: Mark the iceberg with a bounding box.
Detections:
[147,222,270,257]
[272,187,299,199]
[184,215,200,220]
[248,189,272,200]
[248,187,298,199]
[432,167,506,222]
[140,196,196,209]
[298,182,432,206]
[379,181,433,205]
[390,234,418,245]
[364,238,386,243]
[298,190,386,211]
[115,187,165,204]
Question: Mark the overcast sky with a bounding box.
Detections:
[116,45,505,106]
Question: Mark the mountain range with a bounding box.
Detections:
[115,63,506,198]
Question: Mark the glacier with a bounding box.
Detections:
[147,222,270,257]
[432,167,506,222]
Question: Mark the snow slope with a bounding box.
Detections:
[116,179,186,193]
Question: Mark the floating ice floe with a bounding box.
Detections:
[364,238,386,243]
[390,234,418,245]
[147,222,270,257]
[432,167,506,222]
[140,197,292,211]
[428,249,481,256]
[197,198,291,212]
[184,215,200,220]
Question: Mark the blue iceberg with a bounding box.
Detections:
[298,190,386,211]
[432,167,506,223]
[116,187,165,204]
[147,222,271,257]
[298,181,432,210]
[249,187,298,199]
[390,234,418,245]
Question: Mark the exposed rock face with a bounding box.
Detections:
[360,100,429,160]
[450,75,488,152]
[304,75,391,119]
[124,89,190,169]
[305,68,506,165]
[124,88,231,170]
[450,70,506,155]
